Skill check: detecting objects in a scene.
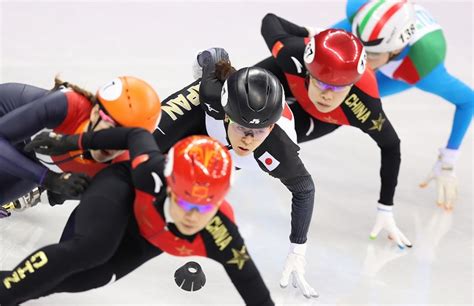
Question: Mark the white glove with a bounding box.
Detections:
[304,26,324,37]
[192,53,203,80]
[280,243,318,298]
[191,47,230,80]
[419,148,459,211]
[370,204,412,249]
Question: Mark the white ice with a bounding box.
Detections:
[0,1,472,305]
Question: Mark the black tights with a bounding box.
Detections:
[0,163,161,305]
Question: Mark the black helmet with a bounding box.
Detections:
[221,67,284,128]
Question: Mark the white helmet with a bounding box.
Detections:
[352,0,416,53]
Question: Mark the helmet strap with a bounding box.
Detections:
[304,73,310,90]
[387,48,405,64]
[88,119,100,132]
[88,103,102,132]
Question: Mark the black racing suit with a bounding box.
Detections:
[0,128,273,306]
[153,64,315,244]
[256,13,402,206]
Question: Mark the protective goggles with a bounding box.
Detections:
[176,197,215,214]
[310,76,350,92]
[227,117,272,140]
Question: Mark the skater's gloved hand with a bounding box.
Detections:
[25,131,80,156]
[419,148,459,211]
[370,204,412,249]
[280,243,318,299]
[192,47,230,79]
[41,170,90,197]
[43,190,73,206]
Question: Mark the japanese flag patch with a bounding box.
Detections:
[258,152,280,172]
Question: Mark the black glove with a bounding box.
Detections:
[42,171,91,197]
[47,190,76,206]
[24,131,80,156]
[197,47,229,69]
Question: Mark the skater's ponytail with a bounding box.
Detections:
[52,76,97,104]
[215,60,236,82]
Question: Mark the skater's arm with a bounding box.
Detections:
[260,13,309,77]
[281,174,315,243]
[203,211,274,306]
[363,109,401,206]
[153,79,205,153]
[415,65,473,149]
[261,129,315,244]
[79,127,160,158]
[261,13,310,49]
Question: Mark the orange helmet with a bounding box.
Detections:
[164,135,233,205]
[97,76,161,132]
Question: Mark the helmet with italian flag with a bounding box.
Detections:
[352,0,416,53]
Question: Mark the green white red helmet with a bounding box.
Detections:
[352,0,416,53]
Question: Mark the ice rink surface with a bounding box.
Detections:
[0,0,472,305]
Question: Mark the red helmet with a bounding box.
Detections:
[304,29,367,86]
[164,136,233,205]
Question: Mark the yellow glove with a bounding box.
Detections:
[420,148,459,211]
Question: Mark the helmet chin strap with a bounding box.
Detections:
[304,73,310,90]
[87,117,101,132]
[88,102,105,132]
[387,48,405,63]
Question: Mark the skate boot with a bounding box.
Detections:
[14,188,42,211]
[0,203,13,218]
[1,188,42,216]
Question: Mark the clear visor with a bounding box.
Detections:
[227,117,272,140]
